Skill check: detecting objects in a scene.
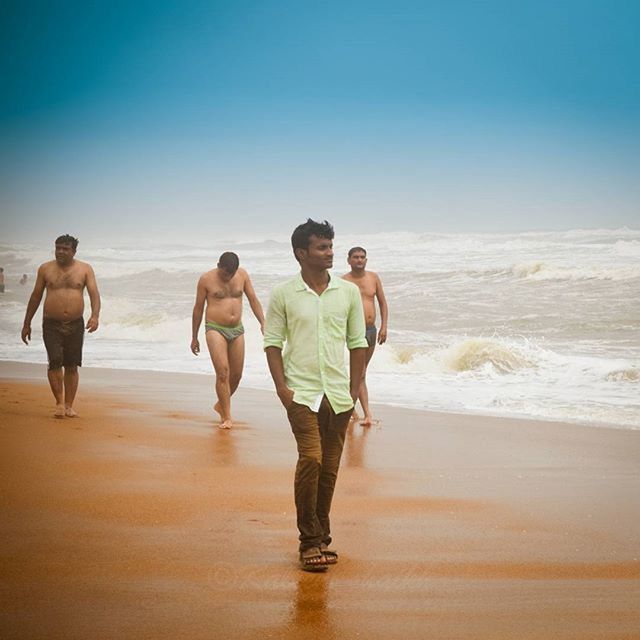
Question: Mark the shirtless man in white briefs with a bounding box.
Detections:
[343,246,388,426]
[191,252,265,429]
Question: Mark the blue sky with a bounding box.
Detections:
[2,0,639,242]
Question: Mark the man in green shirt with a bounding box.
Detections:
[264,219,368,572]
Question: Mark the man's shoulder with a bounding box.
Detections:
[200,268,219,282]
[342,272,365,288]
[269,275,303,301]
[334,276,361,294]
[342,270,377,282]
[272,274,300,292]
[40,259,57,271]
[74,259,94,271]
[235,267,250,282]
[38,260,56,280]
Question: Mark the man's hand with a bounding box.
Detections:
[191,338,200,355]
[21,325,31,345]
[377,328,387,345]
[86,316,99,333]
[276,386,294,409]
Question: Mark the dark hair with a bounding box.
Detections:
[348,246,367,258]
[291,219,334,262]
[55,234,79,250]
[218,251,239,273]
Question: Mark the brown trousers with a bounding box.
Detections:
[286,396,352,552]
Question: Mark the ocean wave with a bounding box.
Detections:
[372,337,539,375]
[511,262,546,278]
[605,368,640,383]
[442,338,536,374]
[371,344,440,373]
[510,262,640,281]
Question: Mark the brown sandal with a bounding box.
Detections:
[299,547,329,572]
[320,543,338,564]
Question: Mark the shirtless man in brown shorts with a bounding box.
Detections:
[191,252,265,429]
[21,234,101,418]
[343,246,388,426]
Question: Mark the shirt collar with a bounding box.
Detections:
[295,271,338,292]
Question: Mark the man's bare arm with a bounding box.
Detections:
[375,274,388,344]
[191,277,207,355]
[243,273,265,334]
[21,266,46,344]
[265,346,294,408]
[85,265,101,333]
[349,347,367,403]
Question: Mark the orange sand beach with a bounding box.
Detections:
[1,360,639,639]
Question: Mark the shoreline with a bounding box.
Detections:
[2,360,640,638]
[1,359,635,432]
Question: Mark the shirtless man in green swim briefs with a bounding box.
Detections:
[191,252,265,429]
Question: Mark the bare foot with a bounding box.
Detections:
[213,402,232,429]
[359,415,373,427]
[54,405,65,419]
[65,407,78,418]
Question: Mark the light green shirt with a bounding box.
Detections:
[264,273,368,413]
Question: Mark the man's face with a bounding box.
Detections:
[301,235,334,270]
[55,242,76,265]
[348,251,367,271]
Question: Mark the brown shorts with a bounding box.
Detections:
[42,317,85,370]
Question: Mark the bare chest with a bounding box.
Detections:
[207,283,243,300]
[46,270,85,291]
[352,279,376,300]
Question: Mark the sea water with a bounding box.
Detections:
[1,228,639,429]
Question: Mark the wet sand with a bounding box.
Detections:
[1,361,639,639]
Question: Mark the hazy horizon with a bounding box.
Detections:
[2,1,639,243]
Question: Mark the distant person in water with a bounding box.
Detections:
[21,234,101,418]
[191,252,265,429]
[20,273,28,285]
[342,247,388,426]
[0,267,4,293]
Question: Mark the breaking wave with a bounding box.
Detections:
[510,262,640,281]
[442,338,536,374]
[606,368,640,383]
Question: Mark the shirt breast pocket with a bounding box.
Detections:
[323,308,347,333]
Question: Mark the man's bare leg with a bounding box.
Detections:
[227,334,245,399]
[64,366,80,417]
[47,367,65,418]
[359,345,376,427]
[206,330,233,428]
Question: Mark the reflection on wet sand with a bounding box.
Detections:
[211,428,238,466]
[344,421,370,468]
[284,571,338,640]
